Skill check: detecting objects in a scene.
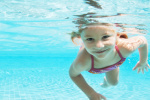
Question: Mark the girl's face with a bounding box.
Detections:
[81,26,117,59]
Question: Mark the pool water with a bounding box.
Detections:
[0,0,150,100]
[0,55,150,100]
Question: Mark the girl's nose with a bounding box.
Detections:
[96,41,104,48]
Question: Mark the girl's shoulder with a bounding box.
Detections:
[117,38,134,58]
[73,48,91,72]
[117,36,146,58]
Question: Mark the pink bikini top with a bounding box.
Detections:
[88,45,126,74]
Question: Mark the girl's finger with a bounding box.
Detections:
[147,64,150,68]
[101,96,107,100]
[142,68,144,74]
[145,67,148,72]
[137,68,140,73]
[133,66,138,70]
[99,94,107,100]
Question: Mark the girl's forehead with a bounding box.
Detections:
[83,26,116,34]
[85,25,114,30]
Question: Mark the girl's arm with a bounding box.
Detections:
[137,37,148,64]
[132,36,150,73]
[118,36,150,73]
[69,63,106,100]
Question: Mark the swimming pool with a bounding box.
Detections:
[0,0,150,100]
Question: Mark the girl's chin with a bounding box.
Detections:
[95,54,107,59]
[92,49,112,59]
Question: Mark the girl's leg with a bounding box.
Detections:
[100,67,119,88]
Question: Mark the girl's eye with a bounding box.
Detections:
[102,35,110,39]
[86,38,94,41]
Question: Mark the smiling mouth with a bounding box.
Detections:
[96,49,107,53]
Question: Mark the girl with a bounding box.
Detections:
[69,23,149,100]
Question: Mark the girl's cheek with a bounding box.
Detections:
[105,38,116,45]
[85,44,92,48]
[104,41,113,45]
[85,43,94,50]
[105,41,116,46]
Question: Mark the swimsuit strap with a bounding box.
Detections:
[115,45,125,59]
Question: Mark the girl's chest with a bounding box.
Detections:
[93,55,121,69]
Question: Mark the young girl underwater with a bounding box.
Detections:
[69,23,149,100]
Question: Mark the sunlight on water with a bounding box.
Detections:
[0,0,150,54]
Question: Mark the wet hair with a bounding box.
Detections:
[68,31,81,45]
[68,23,128,45]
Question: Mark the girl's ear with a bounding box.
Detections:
[120,33,128,39]
[116,32,128,45]
[117,32,128,39]
[72,36,82,45]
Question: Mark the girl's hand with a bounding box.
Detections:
[133,61,150,74]
[89,92,107,100]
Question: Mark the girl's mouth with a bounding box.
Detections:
[96,49,107,53]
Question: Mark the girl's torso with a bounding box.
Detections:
[76,43,127,73]
[88,45,126,74]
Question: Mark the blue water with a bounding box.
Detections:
[0,0,150,100]
[0,55,150,100]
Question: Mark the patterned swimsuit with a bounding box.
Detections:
[88,45,126,74]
